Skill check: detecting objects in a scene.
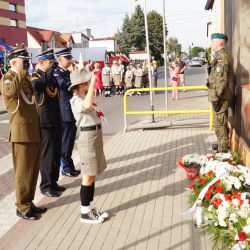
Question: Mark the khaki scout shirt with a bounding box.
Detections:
[208,48,232,102]
[0,69,41,142]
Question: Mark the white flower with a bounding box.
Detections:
[243,226,250,234]
[218,219,227,227]
[229,213,238,223]
[232,198,240,207]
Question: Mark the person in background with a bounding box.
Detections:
[93,62,102,97]
[0,44,45,220]
[53,48,80,177]
[134,64,143,96]
[30,49,65,198]
[170,60,180,100]
[85,60,94,72]
[124,65,134,96]
[152,60,158,88]
[176,57,187,92]
[111,60,123,96]
[102,61,112,97]
[69,69,109,224]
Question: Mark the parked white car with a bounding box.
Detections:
[189,59,202,67]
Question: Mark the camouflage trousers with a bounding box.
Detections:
[214,101,229,152]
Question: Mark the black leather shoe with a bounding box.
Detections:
[73,169,81,175]
[53,184,67,192]
[16,210,41,220]
[62,170,79,177]
[31,206,47,214]
[212,143,218,150]
[42,190,61,197]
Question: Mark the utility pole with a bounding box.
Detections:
[162,0,168,114]
[143,0,155,123]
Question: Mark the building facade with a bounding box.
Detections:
[71,32,89,48]
[89,37,118,52]
[205,0,250,164]
[0,0,27,46]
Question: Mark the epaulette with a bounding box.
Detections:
[29,72,40,81]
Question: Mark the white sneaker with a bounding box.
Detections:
[92,208,109,219]
[80,210,104,224]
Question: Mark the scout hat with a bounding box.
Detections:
[7,43,31,60]
[55,47,73,59]
[104,61,109,65]
[37,49,55,61]
[69,69,92,90]
[211,33,228,42]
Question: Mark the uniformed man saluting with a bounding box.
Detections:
[0,44,46,220]
[207,33,232,152]
[53,48,80,177]
[30,49,65,197]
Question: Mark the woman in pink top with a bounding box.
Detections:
[170,60,180,100]
[93,63,102,96]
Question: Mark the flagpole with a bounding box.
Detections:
[162,0,169,115]
[143,0,155,123]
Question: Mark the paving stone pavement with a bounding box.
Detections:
[0,125,215,250]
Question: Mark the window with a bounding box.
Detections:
[10,19,18,27]
[9,4,17,12]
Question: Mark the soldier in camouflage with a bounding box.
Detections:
[207,33,232,153]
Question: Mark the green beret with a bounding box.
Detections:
[211,33,228,41]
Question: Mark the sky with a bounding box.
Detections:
[25,0,212,52]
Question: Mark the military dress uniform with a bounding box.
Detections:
[207,33,232,152]
[53,48,79,177]
[0,45,43,219]
[30,50,63,196]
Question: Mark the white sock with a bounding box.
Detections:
[81,205,91,214]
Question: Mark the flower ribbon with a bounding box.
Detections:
[182,172,228,216]
[93,102,108,125]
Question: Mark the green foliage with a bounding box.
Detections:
[115,6,165,60]
[191,46,205,58]
[129,5,146,50]
[147,10,164,61]
[166,37,182,60]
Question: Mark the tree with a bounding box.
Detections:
[148,10,164,61]
[167,37,182,60]
[119,13,132,51]
[129,5,146,50]
[191,46,205,58]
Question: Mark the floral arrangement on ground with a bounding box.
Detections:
[178,152,250,250]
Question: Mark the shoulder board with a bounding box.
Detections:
[29,72,40,81]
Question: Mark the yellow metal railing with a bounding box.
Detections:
[123,86,213,132]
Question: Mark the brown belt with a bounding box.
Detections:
[80,124,101,131]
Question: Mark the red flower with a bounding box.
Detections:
[205,192,212,199]
[178,160,184,168]
[189,184,195,190]
[200,178,207,185]
[208,185,215,191]
[215,179,221,185]
[194,176,200,181]
[224,194,231,201]
[215,199,222,208]
[207,171,213,176]
[234,193,241,200]
[216,186,223,193]
[238,231,247,241]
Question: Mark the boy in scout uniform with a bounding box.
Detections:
[207,33,232,152]
[30,49,65,197]
[102,61,112,97]
[0,44,46,220]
